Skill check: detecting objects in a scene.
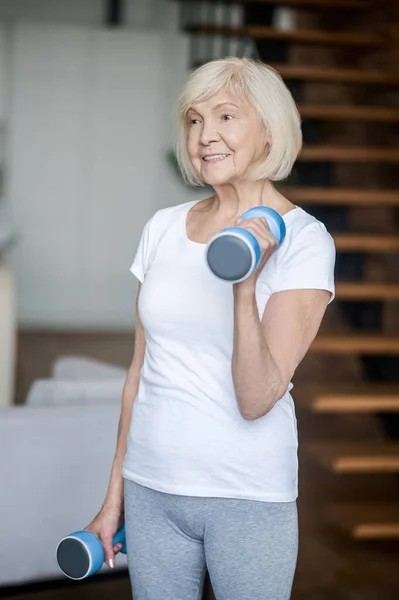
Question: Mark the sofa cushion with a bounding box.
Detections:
[26,378,125,407]
[52,356,127,381]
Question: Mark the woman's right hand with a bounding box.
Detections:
[84,505,124,568]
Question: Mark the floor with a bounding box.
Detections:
[3,330,399,599]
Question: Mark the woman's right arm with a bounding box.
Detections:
[103,283,145,510]
[85,283,145,567]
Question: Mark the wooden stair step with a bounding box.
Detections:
[305,442,399,473]
[192,25,384,48]
[299,146,399,163]
[332,234,399,252]
[336,282,399,300]
[299,104,399,123]
[327,504,399,539]
[270,63,399,86]
[247,26,383,47]
[243,0,368,9]
[310,335,399,354]
[279,187,399,206]
[296,385,399,413]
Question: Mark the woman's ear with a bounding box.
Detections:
[263,125,271,149]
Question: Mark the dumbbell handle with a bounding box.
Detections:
[112,525,126,548]
[240,206,286,244]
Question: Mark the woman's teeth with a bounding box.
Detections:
[203,154,229,162]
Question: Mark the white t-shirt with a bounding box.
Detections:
[122,199,335,502]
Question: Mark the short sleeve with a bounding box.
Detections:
[129,214,156,283]
[274,222,336,304]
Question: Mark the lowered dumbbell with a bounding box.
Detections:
[56,525,126,580]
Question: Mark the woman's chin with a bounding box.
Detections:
[201,171,235,187]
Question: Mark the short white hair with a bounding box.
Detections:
[176,57,302,186]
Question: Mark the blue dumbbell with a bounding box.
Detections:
[56,525,126,580]
[206,206,286,282]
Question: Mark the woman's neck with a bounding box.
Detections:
[210,179,292,219]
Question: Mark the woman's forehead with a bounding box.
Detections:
[189,89,248,112]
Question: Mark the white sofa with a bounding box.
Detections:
[0,357,129,587]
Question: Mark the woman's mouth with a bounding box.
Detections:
[202,154,230,163]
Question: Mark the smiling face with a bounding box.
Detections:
[185,89,268,187]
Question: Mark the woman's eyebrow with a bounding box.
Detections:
[213,102,240,110]
[187,102,239,116]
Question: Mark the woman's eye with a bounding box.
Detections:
[222,114,233,121]
[189,118,201,126]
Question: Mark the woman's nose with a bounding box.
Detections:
[200,123,220,145]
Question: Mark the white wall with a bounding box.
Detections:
[0,0,179,29]
[0,23,11,172]
[0,0,104,25]
[6,21,204,329]
[0,24,7,121]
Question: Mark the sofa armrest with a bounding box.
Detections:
[0,403,127,586]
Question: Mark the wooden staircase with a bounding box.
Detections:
[296,384,399,412]
[174,0,399,542]
[305,442,399,473]
[195,24,385,47]
[310,335,399,354]
[246,0,370,9]
[279,187,399,205]
[298,105,399,123]
[269,63,399,86]
[336,282,399,300]
[328,504,399,539]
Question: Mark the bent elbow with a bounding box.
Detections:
[241,411,262,421]
[239,404,273,421]
[238,388,286,421]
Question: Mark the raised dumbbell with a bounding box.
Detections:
[206,206,286,282]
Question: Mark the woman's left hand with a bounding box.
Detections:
[233,216,278,292]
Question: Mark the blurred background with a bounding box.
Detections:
[0,0,399,598]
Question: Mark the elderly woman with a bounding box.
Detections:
[86,57,335,599]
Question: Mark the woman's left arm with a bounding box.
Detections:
[232,282,331,421]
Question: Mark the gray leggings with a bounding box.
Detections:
[123,478,298,600]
